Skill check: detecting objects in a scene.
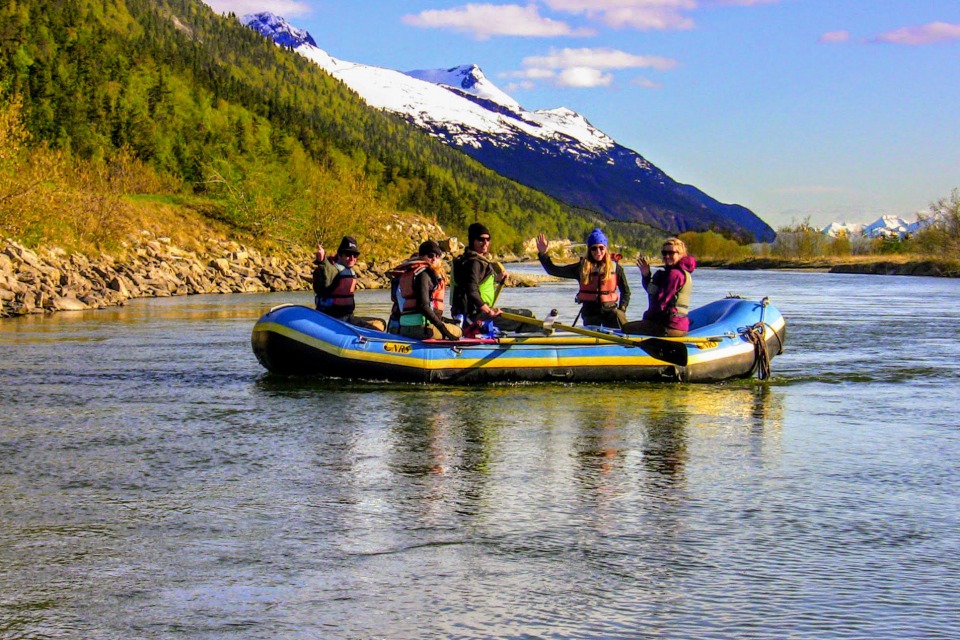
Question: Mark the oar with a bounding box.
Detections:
[499,311,688,367]
[492,261,506,305]
[492,278,506,306]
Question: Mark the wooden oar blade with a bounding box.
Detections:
[638,338,688,367]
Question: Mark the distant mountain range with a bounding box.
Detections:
[243,12,776,243]
[822,214,937,239]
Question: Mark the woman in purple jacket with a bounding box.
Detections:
[622,237,696,337]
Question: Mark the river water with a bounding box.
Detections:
[1,267,959,639]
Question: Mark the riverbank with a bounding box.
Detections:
[9,233,953,320]
[0,234,314,318]
[0,230,544,319]
[699,255,960,277]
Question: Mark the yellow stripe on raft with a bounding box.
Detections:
[254,321,681,370]
[255,314,785,371]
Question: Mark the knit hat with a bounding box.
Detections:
[337,236,360,255]
[468,223,491,243]
[418,240,443,257]
[587,228,608,248]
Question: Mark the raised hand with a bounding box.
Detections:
[637,256,651,278]
[536,233,549,255]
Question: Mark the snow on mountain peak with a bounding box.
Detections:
[241,13,614,154]
[822,212,941,239]
[242,12,316,48]
[404,65,521,112]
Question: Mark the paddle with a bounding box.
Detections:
[491,261,506,306]
[499,311,688,367]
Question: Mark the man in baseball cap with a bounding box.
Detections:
[312,235,385,331]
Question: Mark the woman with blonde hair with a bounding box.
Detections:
[388,240,463,340]
[535,228,631,328]
[622,237,697,337]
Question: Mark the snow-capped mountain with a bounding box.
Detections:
[822,213,939,239]
[243,12,775,243]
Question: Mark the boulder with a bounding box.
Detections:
[52,296,89,311]
[108,276,130,297]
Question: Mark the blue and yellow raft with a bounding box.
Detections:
[251,296,786,384]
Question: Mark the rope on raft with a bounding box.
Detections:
[746,322,772,380]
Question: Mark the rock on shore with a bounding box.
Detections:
[0,233,382,318]
[1,224,549,318]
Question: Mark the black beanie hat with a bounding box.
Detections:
[418,240,442,256]
[468,223,491,243]
[337,236,359,255]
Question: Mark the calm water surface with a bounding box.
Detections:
[1,268,959,639]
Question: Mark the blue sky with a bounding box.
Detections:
[204,0,960,230]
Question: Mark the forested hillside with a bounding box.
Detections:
[1,0,659,257]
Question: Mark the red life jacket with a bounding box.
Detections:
[577,263,619,305]
[397,260,445,315]
[317,261,357,312]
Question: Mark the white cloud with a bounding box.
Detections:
[703,0,779,5]
[544,0,696,31]
[402,3,594,40]
[870,22,960,46]
[557,67,614,87]
[818,30,851,44]
[513,47,677,90]
[202,0,311,17]
[503,68,557,79]
[541,0,779,31]
[522,47,678,71]
[504,80,537,92]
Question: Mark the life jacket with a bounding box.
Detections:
[394,260,445,326]
[477,272,496,306]
[451,251,497,318]
[647,267,693,317]
[577,261,620,305]
[316,261,357,315]
[673,268,692,316]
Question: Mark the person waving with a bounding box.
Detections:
[535,228,630,328]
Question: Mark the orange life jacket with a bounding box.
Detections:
[577,263,619,305]
[397,260,445,315]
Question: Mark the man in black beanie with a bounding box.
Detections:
[468,222,490,244]
[451,223,536,334]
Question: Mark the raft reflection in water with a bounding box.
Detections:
[288,382,785,529]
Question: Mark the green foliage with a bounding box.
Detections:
[912,189,960,258]
[678,230,752,261]
[771,219,830,259]
[0,0,590,254]
[870,235,908,255]
[826,231,852,257]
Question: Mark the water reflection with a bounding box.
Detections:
[278,382,788,538]
[9,272,959,639]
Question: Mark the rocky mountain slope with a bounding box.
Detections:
[243,12,775,243]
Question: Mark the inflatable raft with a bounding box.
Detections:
[251,296,786,384]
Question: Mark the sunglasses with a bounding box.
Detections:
[427,252,443,259]
[661,250,678,256]
[476,236,492,243]
[589,245,606,252]
[341,252,360,259]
